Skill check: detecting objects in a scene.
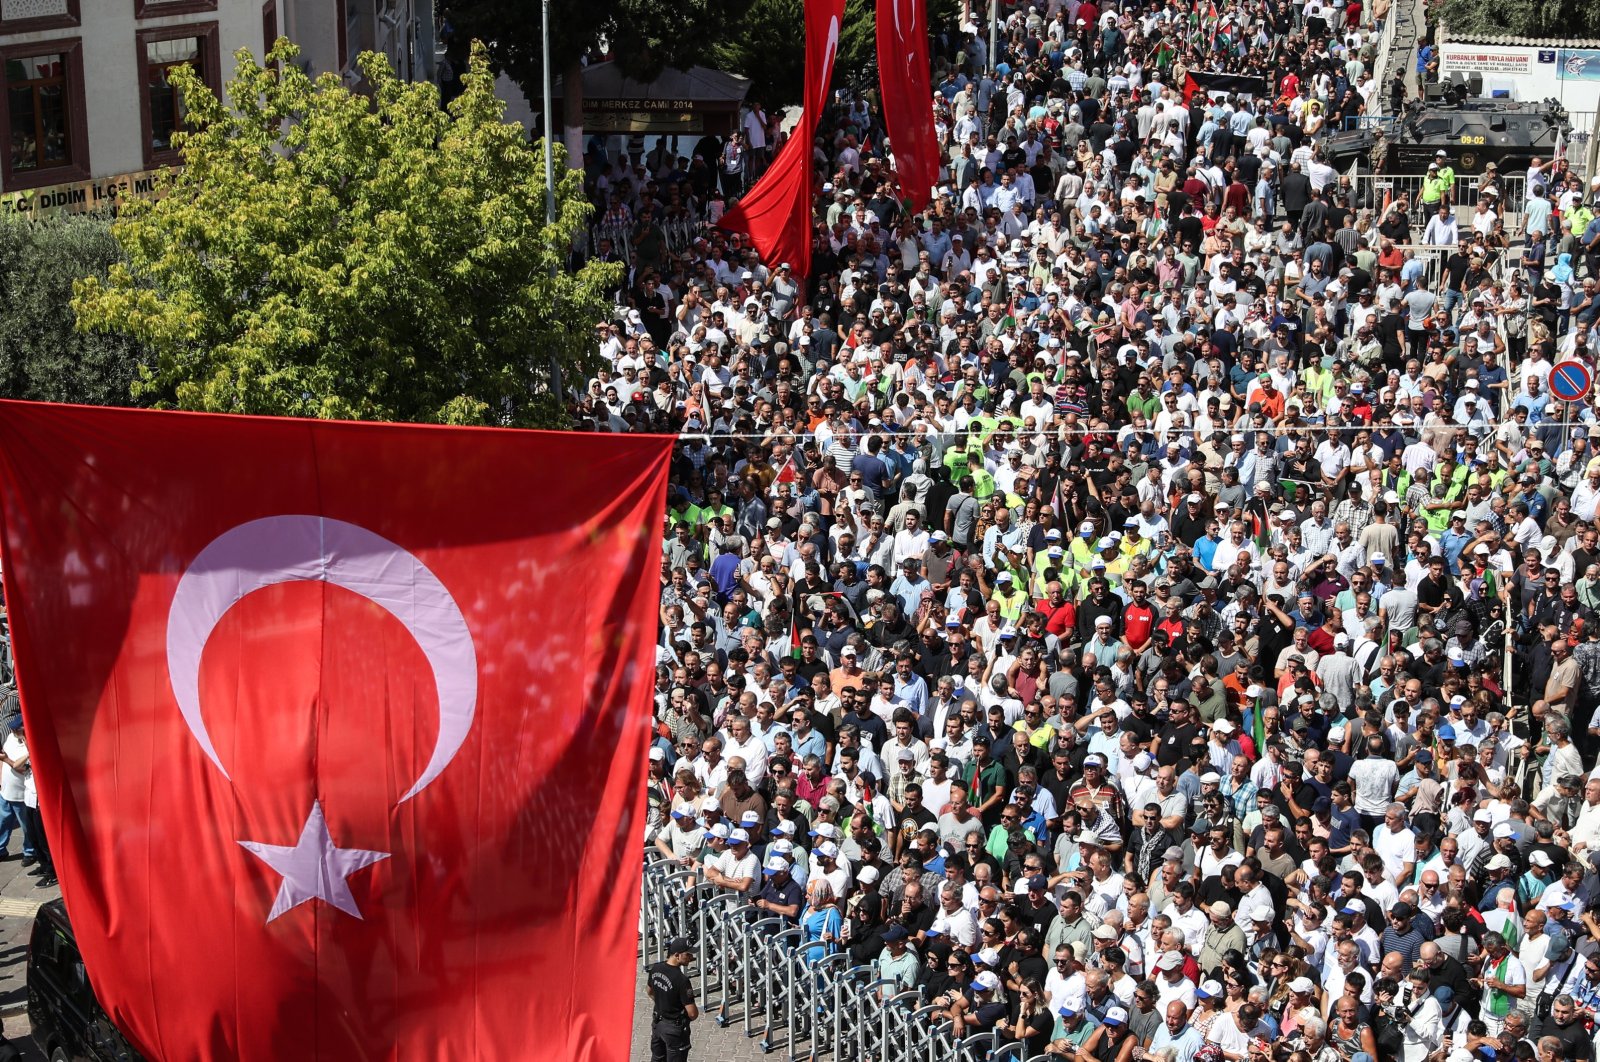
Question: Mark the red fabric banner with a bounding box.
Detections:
[0,402,671,1061]
[876,0,939,213]
[716,0,845,277]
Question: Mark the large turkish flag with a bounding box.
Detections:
[876,0,939,213]
[716,0,845,277]
[0,402,671,1061]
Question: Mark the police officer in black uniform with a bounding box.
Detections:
[646,937,698,1062]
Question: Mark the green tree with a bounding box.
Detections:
[0,214,146,407]
[448,0,751,162]
[710,0,805,109]
[1434,0,1600,41]
[712,0,962,108]
[73,39,617,428]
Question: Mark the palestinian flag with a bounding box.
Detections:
[1248,498,1272,551]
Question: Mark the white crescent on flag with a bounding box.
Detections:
[818,15,841,113]
[166,515,478,804]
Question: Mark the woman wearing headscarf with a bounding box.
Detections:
[799,878,842,966]
[845,889,888,966]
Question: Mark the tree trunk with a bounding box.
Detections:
[563,56,585,169]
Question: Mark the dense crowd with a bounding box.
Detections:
[615,0,1600,1060]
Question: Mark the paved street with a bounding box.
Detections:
[0,836,716,1062]
[0,831,56,1062]
[630,964,781,1062]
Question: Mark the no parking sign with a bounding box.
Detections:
[1550,360,1593,403]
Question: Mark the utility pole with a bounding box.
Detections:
[541,0,565,411]
[541,0,556,226]
[990,0,999,84]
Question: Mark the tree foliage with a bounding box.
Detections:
[449,0,752,103]
[713,0,963,108]
[1434,0,1600,41]
[72,39,618,428]
[710,0,806,109]
[0,215,146,407]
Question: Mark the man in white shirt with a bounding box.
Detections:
[1372,803,1417,886]
[1347,735,1399,831]
[1152,951,1198,1012]
[1163,883,1209,954]
[891,511,931,566]
[1519,908,1557,1012]
[1477,932,1527,1036]
[720,719,769,788]
[705,828,759,893]
[931,881,979,947]
[1322,939,1373,1015]
[0,717,32,865]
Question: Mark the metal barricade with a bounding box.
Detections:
[1348,172,1526,213]
[640,859,1039,1062]
[807,952,851,1056]
[696,892,745,1011]
[960,1030,1000,1059]
[928,1021,961,1062]
[904,1001,946,1060]
[763,927,804,1056]
[1370,8,1401,107]
[745,916,788,1039]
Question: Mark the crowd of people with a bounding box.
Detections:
[618,0,1600,1060]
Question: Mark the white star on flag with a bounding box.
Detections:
[239,800,390,922]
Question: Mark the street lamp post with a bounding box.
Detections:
[990,0,999,87]
[541,0,556,227]
[540,0,564,408]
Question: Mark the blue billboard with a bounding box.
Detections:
[1559,49,1600,80]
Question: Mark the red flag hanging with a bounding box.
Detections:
[717,0,845,277]
[0,402,671,1061]
[876,0,939,212]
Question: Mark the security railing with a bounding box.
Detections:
[1346,172,1526,215]
[583,216,715,266]
[640,852,1060,1062]
[1370,9,1402,113]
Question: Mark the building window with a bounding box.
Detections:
[0,39,88,190]
[7,53,68,173]
[132,0,217,19]
[0,0,81,34]
[146,37,198,153]
[262,0,277,57]
[344,0,361,71]
[136,22,220,166]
